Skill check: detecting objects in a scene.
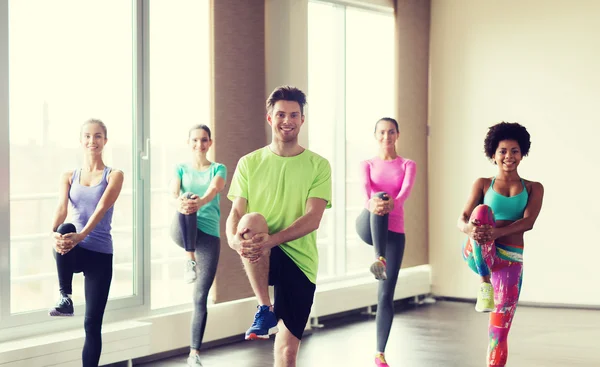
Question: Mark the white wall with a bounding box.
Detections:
[429,0,600,306]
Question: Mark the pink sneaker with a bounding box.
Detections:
[374,352,389,366]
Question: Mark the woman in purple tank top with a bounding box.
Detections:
[49,119,124,367]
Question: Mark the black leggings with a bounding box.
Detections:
[356,196,406,353]
[170,212,221,350]
[54,225,113,367]
[177,205,198,252]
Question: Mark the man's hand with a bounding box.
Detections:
[229,228,248,253]
[240,232,271,263]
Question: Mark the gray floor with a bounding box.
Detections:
[140,300,600,367]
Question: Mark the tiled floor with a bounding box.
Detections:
[140,300,600,367]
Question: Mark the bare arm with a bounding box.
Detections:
[494,182,544,238]
[169,176,183,207]
[265,197,328,248]
[457,178,486,234]
[226,196,247,251]
[198,176,226,206]
[51,171,72,232]
[78,170,125,238]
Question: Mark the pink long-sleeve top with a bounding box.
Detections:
[360,156,417,233]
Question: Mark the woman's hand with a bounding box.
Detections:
[178,193,200,215]
[53,232,84,254]
[369,195,394,215]
[466,219,493,243]
[368,197,387,216]
[383,197,394,214]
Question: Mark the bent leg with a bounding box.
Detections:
[54,223,78,295]
[356,192,390,280]
[172,208,198,254]
[467,204,497,277]
[238,212,271,306]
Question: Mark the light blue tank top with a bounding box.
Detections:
[69,167,114,254]
[483,177,528,221]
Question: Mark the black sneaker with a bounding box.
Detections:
[48,295,74,317]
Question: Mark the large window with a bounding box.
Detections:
[149,0,212,309]
[308,1,395,277]
[0,0,212,333]
[8,0,136,316]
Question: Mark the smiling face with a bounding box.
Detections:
[493,139,523,172]
[188,128,212,155]
[374,119,399,150]
[267,100,305,144]
[80,122,107,154]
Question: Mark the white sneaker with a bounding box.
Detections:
[185,260,197,284]
[370,256,387,280]
[187,354,203,366]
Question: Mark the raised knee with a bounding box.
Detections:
[470,204,495,225]
[372,192,389,200]
[238,212,268,239]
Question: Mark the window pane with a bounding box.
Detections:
[149,0,211,309]
[308,1,341,279]
[345,8,395,274]
[8,0,135,314]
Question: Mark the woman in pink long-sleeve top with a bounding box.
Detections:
[355,117,417,367]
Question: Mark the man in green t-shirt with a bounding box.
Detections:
[226,86,332,366]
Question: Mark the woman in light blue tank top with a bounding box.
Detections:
[49,119,124,367]
[168,124,226,366]
[457,122,545,367]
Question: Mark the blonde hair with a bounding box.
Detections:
[81,119,108,138]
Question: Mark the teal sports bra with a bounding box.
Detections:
[483,177,528,221]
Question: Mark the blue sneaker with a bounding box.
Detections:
[245,305,279,340]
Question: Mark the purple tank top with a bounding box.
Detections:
[69,167,114,254]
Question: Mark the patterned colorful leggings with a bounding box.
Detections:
[462,204,524,367]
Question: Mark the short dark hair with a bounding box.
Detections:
[375,117,399,133]
[189,124,211,139]
[266,86,307,115]
[484,122,531,159]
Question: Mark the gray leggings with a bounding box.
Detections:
[355,193,406,353]
[170,212,220,350]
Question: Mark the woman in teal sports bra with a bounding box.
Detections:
[457,122,545,367]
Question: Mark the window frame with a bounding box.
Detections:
[0,0,150,335]
[308,0,395,281]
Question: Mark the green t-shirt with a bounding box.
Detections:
[176,162,227,238]
[227,146,332,284]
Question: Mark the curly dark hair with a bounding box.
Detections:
[484,122,531,160]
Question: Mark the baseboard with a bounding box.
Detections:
[436,296,600,311]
